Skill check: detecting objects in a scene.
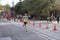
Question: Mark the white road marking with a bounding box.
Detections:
[28,26,60,40]
[16,24,56,40]
[29,29,56,40]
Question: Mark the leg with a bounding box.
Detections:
[24,22,27,32]
[23,22,26,27]
[25,24,27,32]
[58,20,59,24]
[23,23,25,27]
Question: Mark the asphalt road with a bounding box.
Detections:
[0,18,60,40]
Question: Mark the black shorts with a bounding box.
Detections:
[24,22,27,25]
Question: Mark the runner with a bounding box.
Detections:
[23,13,28,32]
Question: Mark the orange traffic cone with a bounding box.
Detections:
[54,25,57,31]
[28,20,30,24]
[39,22,41,27]
[16,19,18,22]
[46,23,49,29]
[15,18,18,22]
[14,19,16,22]
[32,21,35,26]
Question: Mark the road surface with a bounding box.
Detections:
[0,18,60,40]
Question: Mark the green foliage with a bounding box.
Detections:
[23,0,56,14]
[0,6,2,10]
[14,0,56,17]
[5,4,11,11]
[15,2,26,15]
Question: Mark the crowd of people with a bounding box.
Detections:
[47,14,60,24]
[5,10,60,32]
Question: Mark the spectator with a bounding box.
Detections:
[56,15,59,24]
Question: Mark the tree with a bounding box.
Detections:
[5,4,11,11]
[0,5,2,10]
[23,0,56,15]
[14,0,56,20]
[15,2,25,15]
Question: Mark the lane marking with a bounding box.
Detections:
[16,24,56,40]
[28,26,60,40]
[28,27,55,40]
[28,29,56,40]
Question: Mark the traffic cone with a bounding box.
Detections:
[15,18,17,22]
[39,22,41,27]
[16,19,18,22]
[32,21,35,26]
[14,19,16,22]
[54,25,57,31]
[46,23,49,29]
[28,20,30,24]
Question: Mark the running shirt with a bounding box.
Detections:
[23,16,28,22]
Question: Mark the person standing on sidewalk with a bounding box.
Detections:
[56,15,59,24]
[23,13,28,32]
[47,17,49,22]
